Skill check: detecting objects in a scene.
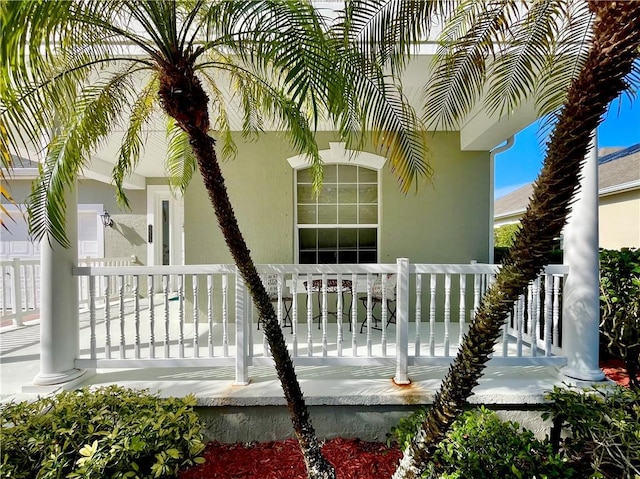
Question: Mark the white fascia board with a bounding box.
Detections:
[84,157,146,190]
[599,180,640,197]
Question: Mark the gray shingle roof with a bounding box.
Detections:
[495,143,640,218]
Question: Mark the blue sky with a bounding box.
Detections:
[494,95,640,198]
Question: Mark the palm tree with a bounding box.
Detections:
[0,2,428,478]
[340,1,640,477]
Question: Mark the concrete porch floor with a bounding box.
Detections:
[1,317,607,443]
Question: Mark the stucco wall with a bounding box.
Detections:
[599,190,640,249]
[184,131,491,265]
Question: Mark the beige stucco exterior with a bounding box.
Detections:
[599,190,640,249]
[184,131,490,266]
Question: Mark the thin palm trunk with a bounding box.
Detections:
[393,2,640,478]
[157,63,335,479]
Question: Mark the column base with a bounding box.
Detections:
[560,365,606,382]
[33,368,87,386]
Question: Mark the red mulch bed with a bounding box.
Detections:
[600,357,639,388]
[180,360,637,479]
[179,438,402,479]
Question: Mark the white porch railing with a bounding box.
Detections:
[0,258,40,326]
[77,256,135,307]
[72,260,569,385]
[0,256,134,327]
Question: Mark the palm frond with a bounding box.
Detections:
[28,73,136,246]
[113,72,160,208]
[424,1,522,129]
[337,0,453,75]
[165,118,197,196]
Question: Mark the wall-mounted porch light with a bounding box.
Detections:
[100,209,114,228]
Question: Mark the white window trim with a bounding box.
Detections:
[288,143,386,264]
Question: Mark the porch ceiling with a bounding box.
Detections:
[9,54,537,183]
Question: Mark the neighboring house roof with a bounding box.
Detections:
[495,143,640,220]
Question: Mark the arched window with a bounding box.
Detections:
[289,143,385,264]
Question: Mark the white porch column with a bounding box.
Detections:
[394,258,410,385]
[34,184,86,385]
[560,133,605,381]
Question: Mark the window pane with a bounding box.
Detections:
[323,165,338,182]
[338,184,357,203]
[359,250,377,263]
[359,168,377,182]
[338,165,357,182]
[297,168,314,183]
[318,185,337,204]
[299,229,317,249]
[300,251,316,264]
[359,185,377,203]
[318,228,337,248]
[338,228,357,248]
[298,205,316,224]
[359,205,377,224]
[359,228,377,248]
[318,205,337,224]
[338,250,357,264]
[297,184,315,204]
[318,250,337,264]
[338,205,357,224]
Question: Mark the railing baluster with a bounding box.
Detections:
[366,273,373,357]
[133,276,140,359]
[502,306,510,357]
[530,278,539,357]
[207,274,214,357]
[222,274,229,357]
[429,274,436,357]
[336,273,343,357]
[104,276,111,359]
[414,274,422,357]
[148,275,155,359]
[306,273,313,357]
[193,274,199,358]
[321,273,328,357]
[89,276,96,359]
[459,274,466,344]
[178,274,185,358]
[12,258,22,326]
[351,273,358,357]
[516,295,524,357]
[552,275,561,348]
[544,274,553,356]
[381,273,388,357]
[119,275,126,359]
[444,273,451,357]
[163,275,170,358]
[292,273,298,356]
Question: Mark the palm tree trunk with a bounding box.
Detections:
[157,64,336,479]
[393,3,640,478]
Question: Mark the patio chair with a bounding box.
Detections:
[359,274,397,333]
[258,274,293,332]
[303,278,354,329]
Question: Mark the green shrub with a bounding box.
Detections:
[389,406,572,479]
[599,248,640,387]
[543,385,640,479]
[494,223,521,248]
[0,386,206,478]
